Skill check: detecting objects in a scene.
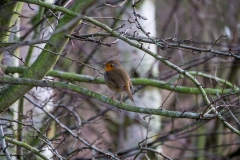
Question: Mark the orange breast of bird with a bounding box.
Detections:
[104,60,134,102]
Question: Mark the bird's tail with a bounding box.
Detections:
[126,88,134,102]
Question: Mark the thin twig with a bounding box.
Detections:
[24,96,120,160]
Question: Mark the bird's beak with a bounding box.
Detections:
[102,63,106,68]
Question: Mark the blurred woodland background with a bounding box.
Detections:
[1,0,240,159]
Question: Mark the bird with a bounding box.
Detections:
[104,60,134,102]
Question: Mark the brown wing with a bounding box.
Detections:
[113,69,130,89]
[113,69,134,102]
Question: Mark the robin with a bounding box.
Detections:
[104,60,134,102]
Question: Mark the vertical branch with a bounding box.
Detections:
[0,1,24,59]
[0,120,12,160]
[16,98,24,160]
[3,6,22,158]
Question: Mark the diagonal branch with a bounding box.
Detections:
[0,76,215,120]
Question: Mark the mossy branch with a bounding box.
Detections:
[5,136,48,160]
[0,1,23,59]
[0,76,214,120]
[4,66,238,95]
[1,76,239,137]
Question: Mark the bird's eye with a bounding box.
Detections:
[110,64,113,67]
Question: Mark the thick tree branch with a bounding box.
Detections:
[0,76,215,120]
